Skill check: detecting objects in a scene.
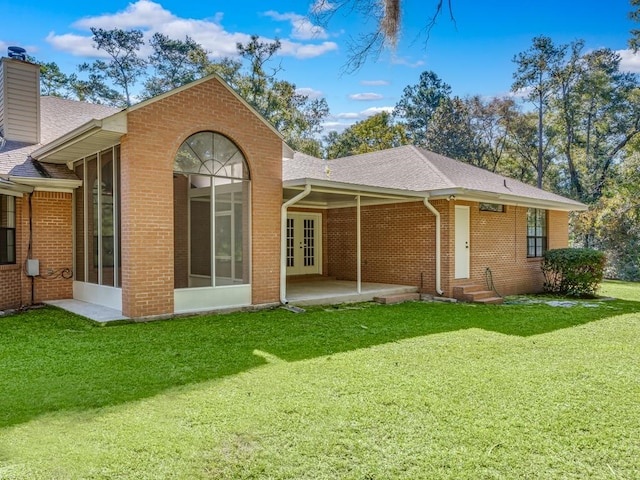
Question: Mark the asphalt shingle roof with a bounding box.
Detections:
[284,145,585,209]
[0,96,120,178]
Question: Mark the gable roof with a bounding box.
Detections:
[283,145,587,211]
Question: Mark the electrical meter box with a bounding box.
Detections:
[26,259,40,277]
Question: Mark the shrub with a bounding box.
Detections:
[541,248,606,297]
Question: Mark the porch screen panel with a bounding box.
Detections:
[115,146,122,288]
[100,149,115,287]
[73,149,122,286]
[190,175,212,283]
[86,155,98,284]
[214,177,250,285]
[74,163,85,281]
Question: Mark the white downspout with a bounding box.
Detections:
[280,184,312,304]
[423,197,444,295]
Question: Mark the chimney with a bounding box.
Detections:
[0,47,40,144]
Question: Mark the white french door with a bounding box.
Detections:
[286,212,322,275]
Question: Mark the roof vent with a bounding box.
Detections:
[8,46,27,61]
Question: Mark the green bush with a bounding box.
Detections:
[541,248,606,297]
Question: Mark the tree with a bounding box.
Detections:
[551,47,640,203]
[39,61,77,98]
[512,36,568,188]
[81,28,147,106]
[630,0,640,51]
[393,70,451,146]
[311,0,454,72]
[235,35,282,108]
[324,111,408,158]
[233,36,329,152]
[143,34,209,98]
[423,97,480,163]
[71,70,124,106]
[466,96,519,173]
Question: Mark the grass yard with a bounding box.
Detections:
[0,281,639,479]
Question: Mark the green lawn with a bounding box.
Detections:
[1,281,639,479]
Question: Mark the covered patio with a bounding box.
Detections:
[280,174,444,304]
[285,277,419,306]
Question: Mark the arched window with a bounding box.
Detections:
[174,131,249,179]
[173,132,250,289]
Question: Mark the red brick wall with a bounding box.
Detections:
[326,200,570,297]
[0,191,74,310]
[120,77,282,318]
[30,192,74,302]
[327,201,440,292]
[449,203,570,296]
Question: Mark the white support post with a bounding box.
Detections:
[356,194,361,294]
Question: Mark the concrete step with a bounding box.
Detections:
[453,283,503,304]
[474,296,504,305]
[374,292,421,304]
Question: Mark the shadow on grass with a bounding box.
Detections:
[1,298,638,429]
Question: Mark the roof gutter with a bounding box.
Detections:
[423,196,444,296]
[0,177,34,195]
[280,183,312,304]
[1,176,81,193]
[428,188,587,212]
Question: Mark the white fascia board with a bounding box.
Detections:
[284,178,426,201]
[0,177,34,195]
[4,176,82,193]
[31,111,127,161]
[428,188,587,212]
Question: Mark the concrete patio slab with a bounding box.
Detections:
[45,299,129,323]
[285,279,418,306]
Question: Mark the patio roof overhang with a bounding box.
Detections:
[283,178,427,208]
[428,188,588,212]
[30,113,127,165]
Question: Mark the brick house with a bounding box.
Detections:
[0,56,586,318]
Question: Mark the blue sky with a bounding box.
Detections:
[0,0,637,132]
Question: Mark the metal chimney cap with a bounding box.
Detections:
[8,46,27,60]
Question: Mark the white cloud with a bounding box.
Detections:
[360,106,394,116]
[296,87,324,99]
[73,0,174,29]
[46,32,100,57]
[46,0,336,61]
[349,92,384,101]
[361,79,389,86]
[263,10,328,40]
[390,56,425,68]
[617,49,640,73]
[332,106,394,121]
[508,86,533,100]
[335,112,360,119]
[280,39,338,59]
[323,106,394,134]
